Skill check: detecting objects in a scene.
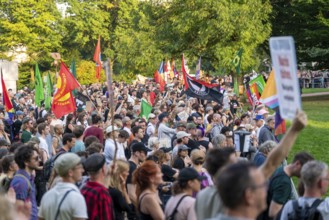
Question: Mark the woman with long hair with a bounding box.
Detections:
[164,168,205,220]
[107,159,133,220]
[64,113,74,133]
[133,160,164,220]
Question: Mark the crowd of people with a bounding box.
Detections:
[0,77,326,220]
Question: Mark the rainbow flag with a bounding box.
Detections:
[260,70,279,109]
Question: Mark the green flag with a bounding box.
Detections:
[70,60,77,96]
[35,64,44,107]
[140,99,152,120]
[45,72,52,111]
[232,48,243,75]
[249,75,266,94]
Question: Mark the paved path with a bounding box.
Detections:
[301,92,329,97]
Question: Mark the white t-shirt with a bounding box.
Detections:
[104,139,126,164]
[39,136,50,158]
[38,182,88,220]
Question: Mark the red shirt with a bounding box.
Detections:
[81,181,114,220]
[83,126,104,144]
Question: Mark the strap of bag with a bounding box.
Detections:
[169,195,188,219]
[55,189,75,220]
[15,174,32,196]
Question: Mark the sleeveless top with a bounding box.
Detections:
[64,124,73,133]
[138,193,164,220]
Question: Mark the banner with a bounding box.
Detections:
[249,75,266,94]
[75,91,89,107]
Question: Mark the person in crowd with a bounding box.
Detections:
[107,159,133,220]
[116,129,130,160]
[83,114,104,144]
[52,123,64,153]
[81,153,114,220]
[10,144,39,220]
[258,115,275,145]
[71,125,86,153]
[173,145,191,170]
[279,160,329,219]
[196,129,213,151]
[190,149,212,194]
[165,167,205,220]
[259,152,314,219]
[253,140,276,167]
[0,120,10,144]
[38,153,87,220]
[146,113,157,137]
[210,113,223,140]
[37,123,51,159]
[158,112,176,148]
[104,125,120,164]
[64,113,74,133]
[212,134,227,148]
[254,114,265,139]
[148,136,160,155]
[0,154,18,193]
[59,133,76,153]
[12,110,24,141]
[133,160,164,220]
[21,117,33,143]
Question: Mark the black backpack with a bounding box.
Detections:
[43,151,66,182]
[286,199,323,220]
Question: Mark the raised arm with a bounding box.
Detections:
[260,110,307,179]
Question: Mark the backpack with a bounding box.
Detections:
[43,151,66,182]
[286,199,323,220]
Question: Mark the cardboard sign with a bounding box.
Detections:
[269,37,301,120]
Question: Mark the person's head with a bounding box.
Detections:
[175,122,186,132]
[212,134,227,148]
[54,124,64,135]
[117,130,130,143]
[62,133,76,149]
[131,142,150,162]
[240,113,250,124]
[138,119,147,131]
[43,114,52,125]
[54,153,84,182]
[172,167,206,195]
[266,116,275,130]
[83,153,107,179]
[213,113,222,123]
[37,122,50,136]
[105,126,120,139]
[253,115,264,127]
[177,145,189,158]
[152,149,170,164]
[205,148,237,178]
[14,144,39,170]
[186,123,197,136]
[258,141,276,156]
[107,159,129,193]
[301,160,329,196]
[158,112,169,123]
[84,135,100,148]
[122,116,132,127]
[148,113,156,124]
[73,125,85,139]
[66,114,74,125]
[290,152,314,177]
[176,131,191,145]
[216,161,267,217]
[191,149,205,166]
[86,144,102,155]
[1,154,18,174]
[148,137,159,151]
[91,114,102,125]
[132,126,144,140]
[132,160,163,198]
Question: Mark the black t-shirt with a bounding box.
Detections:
[109,187,133,220]
[173,157,185,170]
[198,140,210,151]
[126,160,137,184]
[186,139,200,155]
[161,164,177,182]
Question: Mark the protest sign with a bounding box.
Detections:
[269,36,301,120]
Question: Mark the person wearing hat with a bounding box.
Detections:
[258,115,276,146]
[81,153,114,220]
[104,125,122,164]
[158,112,176,149]
[170,121,186,149]
[185,123,201,154]
[173,144,191,170]
[38,153,87,220]
[21,117,33,143]
[12,110,24,141]
[126,142,151,207]
[146,113,157,137]
[164,167,206,220]
[254,114,265,140]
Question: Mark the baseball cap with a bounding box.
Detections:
[106,125,119,134]
[178,167,207,182]
[178,145,190,151]
[132,142,151,153]
[176,121,186,128]
[253,115,264,121]
[158,112,169,122]
[16,110,24,116]
[186,123,197,130]
[205,106,213,113]
[54,153,82,177]
[148,113,156,119]
[258,109,269,115]
[176,131,191,139]
[159,147,172,153]
[83,153,106,172]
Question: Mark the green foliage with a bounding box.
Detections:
[0,0,64,62]
[112,72,135,84]
[76,60,106,84]
[270,0,329,68]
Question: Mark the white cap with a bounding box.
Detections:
[106,125,119,134]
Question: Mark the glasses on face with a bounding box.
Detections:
[32,156,40,161]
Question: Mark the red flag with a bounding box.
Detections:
[1,69,14,112]
[93,36,102,79]
[52,62,80,118]
[154,70,165,92]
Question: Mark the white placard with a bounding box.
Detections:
[234,133,240,152]
[269,36,301,120]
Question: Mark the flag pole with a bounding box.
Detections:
[104,59,118,175]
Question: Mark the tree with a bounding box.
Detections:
[0,0,64,62]
[76,60,106,84]
[270,0,329,69]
